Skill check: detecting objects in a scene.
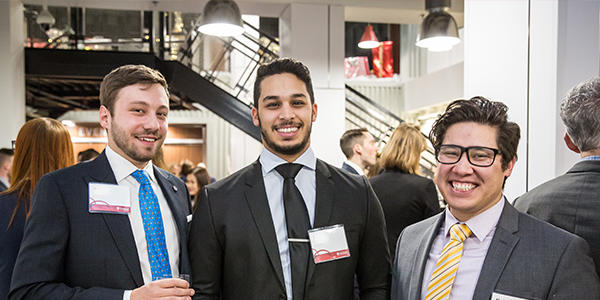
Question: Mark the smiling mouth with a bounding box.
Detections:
[136,136,158,143]
[277,127,298,134]
[451,181,477,192]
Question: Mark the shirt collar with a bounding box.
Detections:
[443,195,505,242]
[582,155,600,161]
[259,147,316,175]
[344,160,365,175]
[105,145,156,183]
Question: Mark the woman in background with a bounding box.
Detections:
[0,118,75,299]
[185,166,211,212]
[369,123,440,260]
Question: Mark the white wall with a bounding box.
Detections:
[0,0,25,148]
[280,3,346,166]
[403,62,464,111]
[464,0,529,202]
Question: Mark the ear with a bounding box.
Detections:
[251,106,260,127]
[353,143,362,156]
[503,156,516,178]
[99,105,111,130]
[311,103,318,122]
[563,133,580,153]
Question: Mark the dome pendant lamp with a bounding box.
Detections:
[197,0,245,37]
[358,24,379,49]
[416,0,460,52]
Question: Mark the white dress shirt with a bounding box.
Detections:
[104,146,180,298]
[421,197,505,300]
[259,147,317,300]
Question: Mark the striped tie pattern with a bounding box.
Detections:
[131,170,172,281]
[424,223,472,300]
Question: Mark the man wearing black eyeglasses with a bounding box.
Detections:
[391,97,600,300]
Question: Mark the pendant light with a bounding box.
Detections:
[358,24,379,49]
[37,0,55,28]
[197,0,245,37]
[416,0,460,52]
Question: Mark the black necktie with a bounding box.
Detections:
[275,163,311,300]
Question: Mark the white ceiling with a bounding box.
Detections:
[31,0,464,25]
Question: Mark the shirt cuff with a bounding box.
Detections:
[123,290,132,300]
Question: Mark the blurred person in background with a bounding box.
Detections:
[0,148,14,192]
[369,123,440,260]
[185,166,210,211]
[179,159,194,182]
[339,128,379,176]
[0,118,75,299]
[77,148,100,163]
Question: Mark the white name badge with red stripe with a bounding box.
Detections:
[88,182,131,214]
[308,224,350,264]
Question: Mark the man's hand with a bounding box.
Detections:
[131,278,195,300]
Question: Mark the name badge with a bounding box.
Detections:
[308,224,351,264]
[89,182,131,214]
[491,292,530,300]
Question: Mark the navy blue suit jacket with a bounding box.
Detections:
[341,162,360,175]
[9,152,191,300]
[0,192,27,299]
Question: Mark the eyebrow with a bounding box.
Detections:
[261,93,307,102]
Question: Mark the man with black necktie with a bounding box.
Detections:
[189,58,390,300]
[10,65,194,300]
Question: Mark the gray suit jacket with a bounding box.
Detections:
[391,201,600,300]
[515,160,600,276]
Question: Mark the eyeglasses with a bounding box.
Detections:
[435,144,500,167]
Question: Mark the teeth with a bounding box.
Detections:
[278,127,298,133]
[452,182,476,191]
[140,137,156,142]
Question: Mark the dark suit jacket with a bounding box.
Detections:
[341,162,360,175]
[515,160,600,276]
[391,201,600,300]
[369,169,440,260]
[0,193,27,299]
[189,159,390,300]
[9,152,191,300]
[0,180,8,192]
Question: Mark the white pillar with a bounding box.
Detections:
[465,0,600,201]
[279,3,346,166]
[0,0,26,148]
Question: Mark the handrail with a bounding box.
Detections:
[345,84,403,123]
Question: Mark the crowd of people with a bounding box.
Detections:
[0,57,599,300]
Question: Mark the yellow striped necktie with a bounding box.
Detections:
[424,223,472,300]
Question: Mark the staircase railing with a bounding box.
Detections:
[344,85,437,177]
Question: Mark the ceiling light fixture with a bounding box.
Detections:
[197,0,245,37]
[416,0,460,52]
[358,24,379,49]
[36,0,55,28]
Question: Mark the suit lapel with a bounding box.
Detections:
[153,166,189,272]
[244,161,286,290]
[472,201,520,298]
[304,160,334,290]
[409,213,444,300]
[85,152,144,286]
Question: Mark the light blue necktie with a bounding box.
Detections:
[131,170,172,280]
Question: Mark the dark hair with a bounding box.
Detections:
[99,64,169,113]
[77,148,100,162]
[0,148,14,165]
[339,128,368,159]
[429,96,520,170]
[560,77,600,151]
[253,58,314,108]
[189,166,210,211]
[180,159,195,176]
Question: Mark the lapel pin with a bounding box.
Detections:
[172,185,178,192]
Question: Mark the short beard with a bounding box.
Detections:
[111,120,162,164]
[259,117,311,156]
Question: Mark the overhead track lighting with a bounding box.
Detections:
[416,0,460,52]
[358,24,379,49]
[197,0,245,37]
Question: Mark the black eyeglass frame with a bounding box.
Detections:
[435,144,501,167]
